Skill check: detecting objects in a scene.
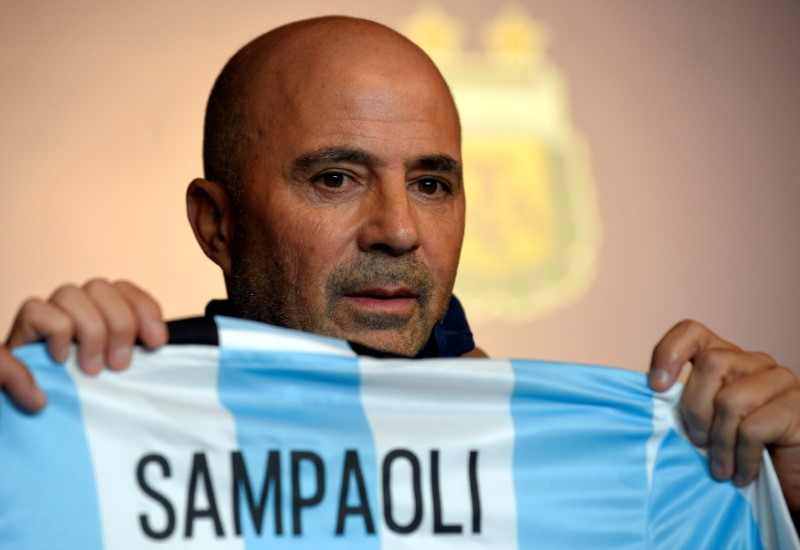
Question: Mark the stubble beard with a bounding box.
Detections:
[229,251,447,356]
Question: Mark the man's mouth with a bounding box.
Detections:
[342,287,418,313]
[346,287,416,299]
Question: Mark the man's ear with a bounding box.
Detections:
[186,178,235,275]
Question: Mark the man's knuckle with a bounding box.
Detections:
[775,365,799,386]
[50,283,79,301]
[752,351,776,366]
[694,348,727,376]
[105,314,136,339]
[18,297,45,318]
[713,389,741,419]
[675,319,699,332]
[112,279,136,292]
[763,369,799,400]
[49,313,74,336]
[83,277,111,293]
[77,318,107,343]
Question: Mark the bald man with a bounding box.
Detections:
[2,16,799,515]
[198,16,466,356]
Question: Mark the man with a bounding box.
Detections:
[1,15,799,514]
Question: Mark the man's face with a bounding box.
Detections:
[228,48,465,356]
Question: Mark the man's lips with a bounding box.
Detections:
[345,287,417,299]
[342,287,418,313]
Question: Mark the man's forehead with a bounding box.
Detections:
[227,17,461,182]
[249,50,446,113]
[244,63,459,156]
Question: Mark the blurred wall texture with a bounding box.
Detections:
[1,1,798,372]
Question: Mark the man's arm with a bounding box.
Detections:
[0,279,167,411]
[649,320,800,510]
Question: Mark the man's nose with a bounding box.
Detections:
[357,185,421,256]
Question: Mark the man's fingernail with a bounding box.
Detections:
[112,348,131,367]
[651,368,669,388]
[86,355,104,374]
[711,460,725,479]
[30,386,47,408]
[145,320,168,345]
[689,427,708,446]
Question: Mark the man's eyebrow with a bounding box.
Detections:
[290,148,463,184]
[412,155,463,184]
[291,146,376,175]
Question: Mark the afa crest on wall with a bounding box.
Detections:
[402,6,601,321]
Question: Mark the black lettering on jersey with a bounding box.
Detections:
[137,453,176,540]
[469,450,481,534]
[291,451,325,535]
[335,449,375,535]
[185,452,224,538]
[136,447,482,540]
[232,450,283,535]
[382,449,423,534]
[431,450,462,534]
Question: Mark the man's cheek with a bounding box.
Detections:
[292,211,354,249]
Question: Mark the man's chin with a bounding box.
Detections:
[321,299,431,355]
[344,329,428,357]
[322,314,429,357]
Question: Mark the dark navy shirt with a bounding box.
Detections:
[167,295,476,359]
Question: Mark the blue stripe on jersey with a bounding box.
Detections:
[649,430,763,549]
[217,345,380,548]
[0,345,103,549]
[510,360,654,548]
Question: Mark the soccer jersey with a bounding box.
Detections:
[1,316,797,548]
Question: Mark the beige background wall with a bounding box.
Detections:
[1,1,798,372]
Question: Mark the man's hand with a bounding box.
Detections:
[649,320,800,509]
[0,279,168,412]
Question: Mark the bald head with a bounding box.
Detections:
[203,16,459,200]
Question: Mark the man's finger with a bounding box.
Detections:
[49,284,107,375]
[83,278,138,371]
[649,319,735,392]
[0,346,47,411]
[733,386,800,489]
[704,366,791,480]
[681,349,775,446]
[6,298,74,363]
[113,280,167,349]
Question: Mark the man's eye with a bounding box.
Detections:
[416,178,449,195]
[315,172,349,188]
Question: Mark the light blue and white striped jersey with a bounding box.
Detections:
[1,316,797,548]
